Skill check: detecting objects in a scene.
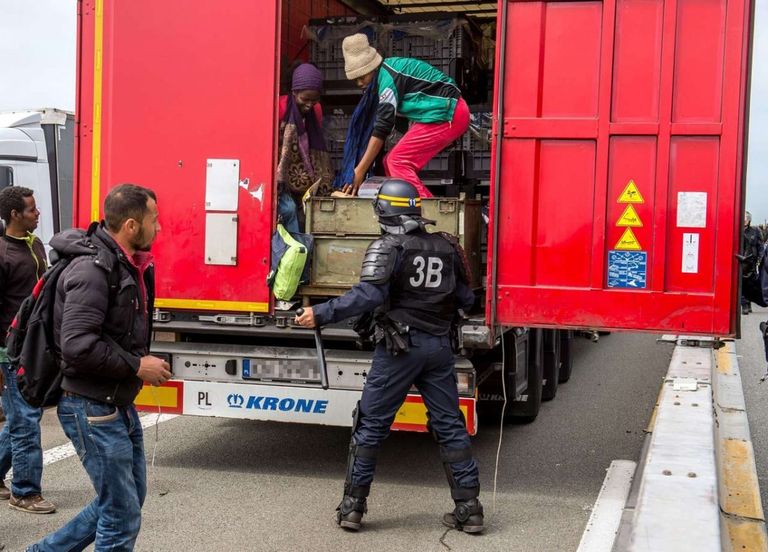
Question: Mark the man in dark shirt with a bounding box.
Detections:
[297,179,483,533]
[0,186,54,513]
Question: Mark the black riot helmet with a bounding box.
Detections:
[372,178,421,219]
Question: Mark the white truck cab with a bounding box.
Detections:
[0,109,74,245]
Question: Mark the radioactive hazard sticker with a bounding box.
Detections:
[607,250,647,289]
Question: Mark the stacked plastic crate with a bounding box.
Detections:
[307,17,380,175]
[307,17,387,89]
[464,108,492,184]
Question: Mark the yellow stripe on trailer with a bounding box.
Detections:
[392,395,476,435]
[90,0,105,221]
[154,298,269,312]
[134,382,183,414]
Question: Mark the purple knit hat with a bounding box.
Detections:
[292,63,323,92]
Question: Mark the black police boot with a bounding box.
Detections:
[336,486,369,531]
[442,498,485,533]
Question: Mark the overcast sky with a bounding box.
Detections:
[0,0,765,223]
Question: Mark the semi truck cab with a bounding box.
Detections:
[0,109,75,244]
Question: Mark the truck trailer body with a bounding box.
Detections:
[70,0,753,430]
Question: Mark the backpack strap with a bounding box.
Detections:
[86,221,100,237]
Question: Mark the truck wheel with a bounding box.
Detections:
[541,329,561,401]
[476,329,520,425]
[509,328,543,423]
[558,330,574,383]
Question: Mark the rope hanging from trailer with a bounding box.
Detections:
[148,386,169,497]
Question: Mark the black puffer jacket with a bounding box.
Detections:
[51,223,155,405]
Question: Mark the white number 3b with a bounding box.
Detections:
[410,256,443,288]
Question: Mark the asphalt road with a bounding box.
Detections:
[736,305,768,515]
[1,332,680,552]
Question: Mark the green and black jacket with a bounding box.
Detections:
[373,57,462,140]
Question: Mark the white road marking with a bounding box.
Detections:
[576,459,636,552]
[3,413,178,482]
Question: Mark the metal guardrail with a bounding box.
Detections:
[584,336,767,551]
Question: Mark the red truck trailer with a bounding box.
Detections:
[73,0,752,432]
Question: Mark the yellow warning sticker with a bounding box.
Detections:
[616,204,643,227]
[615,227,642,250]
[618,180,645,204]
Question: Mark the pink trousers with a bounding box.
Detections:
[383,97,470,198]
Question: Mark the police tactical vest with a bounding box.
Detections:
[388,231,457,335]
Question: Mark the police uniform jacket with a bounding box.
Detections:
[313,229,474,334]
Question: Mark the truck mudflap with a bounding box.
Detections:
[134,380,477,436]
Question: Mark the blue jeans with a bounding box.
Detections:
[29,397,146,552]
[278,191,300,234]
[0,362,44,497]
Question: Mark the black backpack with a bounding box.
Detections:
[5,226,117,407]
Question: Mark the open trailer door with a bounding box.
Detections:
[488,0,752,335]
[76,0,279,313]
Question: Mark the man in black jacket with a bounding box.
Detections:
[30,184,171,552]
[0,186,55,513]
[742,211,764,314]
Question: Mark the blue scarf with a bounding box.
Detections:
[332,72,379,189]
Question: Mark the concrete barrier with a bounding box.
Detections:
[713,341,767,551]
[610,337,767,551]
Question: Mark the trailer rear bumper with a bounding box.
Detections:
[135,380,477,435]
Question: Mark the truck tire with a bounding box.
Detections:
[558,330,574,383]
[541,329,561,401]
[509,328,543,423]
[476,329,522,426]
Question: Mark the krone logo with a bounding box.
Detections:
[227,393,245,408]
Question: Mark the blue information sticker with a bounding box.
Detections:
[607,250,648,289]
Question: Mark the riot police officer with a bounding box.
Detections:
[295,179,483,533]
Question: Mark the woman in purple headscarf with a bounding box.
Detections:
[276,63,333,233]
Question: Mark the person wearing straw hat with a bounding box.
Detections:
[339,33,470,198]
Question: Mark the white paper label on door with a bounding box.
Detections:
[676,192,707,228]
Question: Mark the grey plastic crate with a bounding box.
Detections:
[324,106,354,160]
[463,111,492,178]
[324,103,465,181]
[388,17,488,103]
[308,18,387,82]
[389,16,474,61]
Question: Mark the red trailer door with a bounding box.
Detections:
[489,0,752,335]
[76,0,279,313]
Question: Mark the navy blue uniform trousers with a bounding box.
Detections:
[352,329,479,489]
